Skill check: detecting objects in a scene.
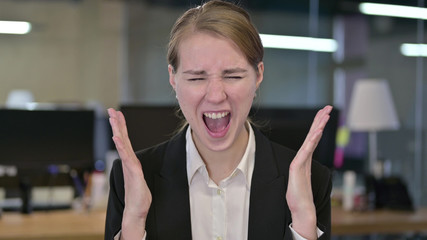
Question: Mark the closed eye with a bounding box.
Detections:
[188,77,205,81]
[225,76,243,80]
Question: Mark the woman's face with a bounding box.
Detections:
[169,31,263,153]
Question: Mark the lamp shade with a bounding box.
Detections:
[347,79,400,131]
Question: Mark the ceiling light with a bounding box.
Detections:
[259,34,338,52]
[400,43,427,57]
[0,21,32,35]
[359,3,427,20]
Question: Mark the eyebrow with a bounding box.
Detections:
[183,70,207,75]
[182,68,247,75]
[223,68,247,74]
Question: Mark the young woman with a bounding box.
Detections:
[105,1,332,239]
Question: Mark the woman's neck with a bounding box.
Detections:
[194,125,249,185]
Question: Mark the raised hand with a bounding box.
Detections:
[286,105,333,240]
[108,108,152,239]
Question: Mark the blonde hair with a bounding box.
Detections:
[167,0,264,74]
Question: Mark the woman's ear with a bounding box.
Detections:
[168,64,176,90]
[256,62,264,89]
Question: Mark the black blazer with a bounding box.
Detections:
[105,126,332,240]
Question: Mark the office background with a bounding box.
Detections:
[0,0,426,211]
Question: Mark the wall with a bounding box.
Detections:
[124,3,180,105]
[0,0,125,109]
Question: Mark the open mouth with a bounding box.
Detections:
[203,111,231,133]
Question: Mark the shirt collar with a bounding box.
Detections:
[186,122,256,189]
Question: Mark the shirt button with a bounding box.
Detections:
[216,237,223,240]
[217,189,222,195]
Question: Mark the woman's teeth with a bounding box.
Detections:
[203,112,229,120]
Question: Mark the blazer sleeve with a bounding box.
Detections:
[312,161,332,240]
[105,159,125,240]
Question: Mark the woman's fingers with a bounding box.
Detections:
[295,106,332,163]
[308,106,332,140]
[108,109,121,138]
[117,110,130,140]
[108,108,136,165]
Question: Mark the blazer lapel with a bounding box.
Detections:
[153,129,192,239]
[248,128,291,240]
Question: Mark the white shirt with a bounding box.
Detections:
[114,124,322,240]
[186,124,255,240]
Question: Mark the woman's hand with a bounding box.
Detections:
[286,105,332,240]
[108,108,152,240]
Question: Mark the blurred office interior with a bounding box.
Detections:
[0,0,426,238]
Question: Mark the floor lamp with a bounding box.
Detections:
[347,79,400,178]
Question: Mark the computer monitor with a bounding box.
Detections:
[119,105,182,151]
[0,108,95,172]
[249,107,339,169]
[0,108,96,211]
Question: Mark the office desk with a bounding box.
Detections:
[0,209,106,240]
[1,207,427,239]
[332,207,427,235]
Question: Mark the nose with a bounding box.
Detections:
[205,78,227,103]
